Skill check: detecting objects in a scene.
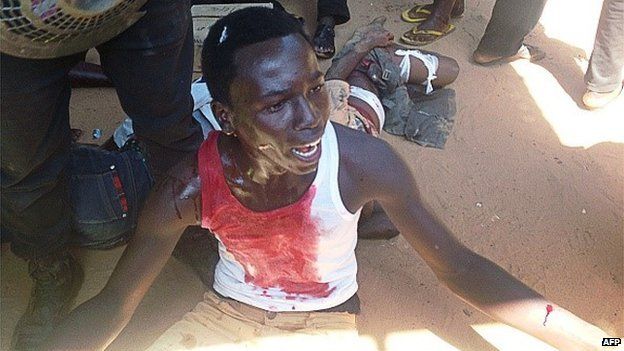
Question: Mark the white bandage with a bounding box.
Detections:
[350,86,385,128]
[395,49,439,94]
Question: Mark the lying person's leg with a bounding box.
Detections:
[387,44,459,90]
[350,44,459,97]
[328,16,459,96]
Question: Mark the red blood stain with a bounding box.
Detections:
[543,304,554,326]
[198,133,333,299]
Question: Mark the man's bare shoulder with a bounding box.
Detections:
[333,122,408,207]
[162,152,200,184]
[157,152,201,199]
[333,122,398,173]
[146,151,202,227]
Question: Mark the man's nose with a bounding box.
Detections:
[293,96,320,131]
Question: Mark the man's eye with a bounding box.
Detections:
[267,102,285,113]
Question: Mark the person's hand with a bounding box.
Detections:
[353,17,395,51]
[366,29,395,49]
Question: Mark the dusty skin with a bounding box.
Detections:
[1,0,622,350]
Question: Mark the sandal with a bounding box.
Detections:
[401,1,465,23]
[400,24,456,46]
[313,24,336,59]
[401,5,432,23]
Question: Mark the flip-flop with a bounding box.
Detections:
[401,5,431,23]
[400,24,456,46]
[313,24,336,59]
[401,2,465,23]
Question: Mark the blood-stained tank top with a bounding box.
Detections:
[198,122,361,312]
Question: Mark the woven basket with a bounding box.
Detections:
[1,0,147,58]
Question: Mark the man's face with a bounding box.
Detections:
[226,33,330,176]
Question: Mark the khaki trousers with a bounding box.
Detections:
[147,291,375,351]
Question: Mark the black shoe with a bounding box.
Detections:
[313,23,336,59]
[12,252,84,351]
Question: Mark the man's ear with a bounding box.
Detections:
[211,101,235,134]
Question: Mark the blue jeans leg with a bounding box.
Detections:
[585,0,624,93]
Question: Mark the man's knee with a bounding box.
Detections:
[439,56,460,85]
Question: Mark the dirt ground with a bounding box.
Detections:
[1,0,623,350]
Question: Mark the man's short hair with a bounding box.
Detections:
[201,7,311,106]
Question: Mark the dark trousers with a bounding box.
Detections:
[318,0,350,25]
[585,0,624,93]
[476,0,547,57]
[191,0,350,25]
[1,0,202,260]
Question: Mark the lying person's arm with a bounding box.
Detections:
[337,125,610,350]
[42,156,202,351]
[324,17,394,81]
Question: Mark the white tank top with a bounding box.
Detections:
[198,122,361,312]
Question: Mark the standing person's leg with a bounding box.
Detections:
[401,0,464,23]
[400,0,461,46]
[1,52,85,350]
[97,0,203,179]
[317,0,350,25]
[473,0,547,64]
[583,0,624,109]
[314,0,350,59]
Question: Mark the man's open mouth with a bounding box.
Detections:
[291,138,321,160]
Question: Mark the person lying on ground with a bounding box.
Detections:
[43,7,611,351]
[322,16,459,238]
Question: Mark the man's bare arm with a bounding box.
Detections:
[338,128,610,350]
[43,156,202,351]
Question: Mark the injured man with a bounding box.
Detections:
[114,16,457,239]
[44,8,610,351]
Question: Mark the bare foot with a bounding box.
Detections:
[403,0,464,22]
[411,13,453,44]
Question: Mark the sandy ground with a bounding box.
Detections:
[1,0,623,350]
